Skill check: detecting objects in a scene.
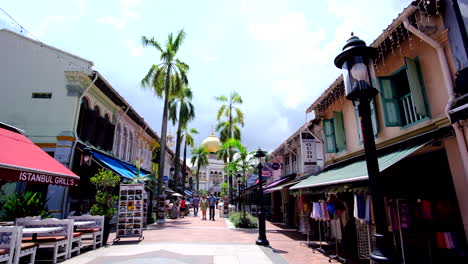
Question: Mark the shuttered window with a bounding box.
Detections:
[355,98,379,143]
[323,112,347,153]
[378,57,429,127]
[323,119,336,153]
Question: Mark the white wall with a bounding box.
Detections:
[0,30,92,143]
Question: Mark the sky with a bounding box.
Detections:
[1,0,412,157]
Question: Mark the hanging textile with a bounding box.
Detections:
[330,218,343,240]
[365,195,371,224]
[311,202,322,220]
[321,202,330,220]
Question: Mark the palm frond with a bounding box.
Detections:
[172,29,186,53]
[233,125,241,140]
[141,64,158,88]
[231,91,243,104]
[216,105,227,121]
[235,107,244,126]
[215,95,228,102]
[141,36,163,52]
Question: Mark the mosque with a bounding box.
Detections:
[197,132,225,195]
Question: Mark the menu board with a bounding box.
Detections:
[116,184,144,239]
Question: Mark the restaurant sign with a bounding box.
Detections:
[0,167,79,187]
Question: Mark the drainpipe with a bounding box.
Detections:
[403,18,468,183]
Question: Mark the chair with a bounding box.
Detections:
[14,217,41,227]
[13,226,37,264]
[17,218,73,264]
[69,215,104,249]
[0,226,18,264]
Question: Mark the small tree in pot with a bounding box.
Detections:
[90,169,120,244]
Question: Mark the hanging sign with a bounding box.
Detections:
[271,163,281,170]
[300,132,320,174]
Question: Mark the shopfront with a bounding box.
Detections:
[290,139,468,263]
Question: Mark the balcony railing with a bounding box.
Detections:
[399,93,425,126]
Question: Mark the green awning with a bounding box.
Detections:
[290,142,428,190]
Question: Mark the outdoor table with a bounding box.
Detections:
[23,227,63,241]
[73,221,95,231]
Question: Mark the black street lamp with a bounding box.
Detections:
[236,173,241,211]
[334,34,390,263]
[254,148,269,246]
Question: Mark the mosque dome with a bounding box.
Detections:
[201,133,222,153]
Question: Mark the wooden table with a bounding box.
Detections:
[23,227,63,241]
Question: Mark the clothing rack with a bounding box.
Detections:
[328,214,347,263]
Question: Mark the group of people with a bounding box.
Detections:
[170,193,219,221]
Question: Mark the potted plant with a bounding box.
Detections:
[89,169,120,245]
[1,191,49,220]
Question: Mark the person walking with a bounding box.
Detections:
[209,193,217,221]
[200,195,208,220]
[180,197,186,218]
[192,195,200,216]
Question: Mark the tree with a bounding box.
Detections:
[215,91,244,144]
[168,86,195,193]
[182,127,198,190]
[190,146,209,194]
[141,29,189,198]
[215,91,244,201]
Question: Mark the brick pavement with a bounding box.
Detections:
[74,212,331,264]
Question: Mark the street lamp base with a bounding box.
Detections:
[256,238,270,246]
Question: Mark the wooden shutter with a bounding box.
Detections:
[370,98,378,136]
[323,119,336,153]
[354,105,363,143]
[333,112,346,152]
[405,57,428,117]
[379,77,402,126]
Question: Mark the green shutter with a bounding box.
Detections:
[370,98,379,136]
[405,57,428,117]
[323,119,336,153]
[354,104,363,143]
[333,112,347,152]
[379,77,402,127]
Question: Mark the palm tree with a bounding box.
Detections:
[215,92,244,201]
[182,127,198,190]
[215,91,244,144]
[168,86,195,193]
[190,146,209,194]
[141,29,189,198]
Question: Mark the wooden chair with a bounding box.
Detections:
[69,215,104,249]
[0,226,18,264]
[17,218,73,264]
[13,226,37,264]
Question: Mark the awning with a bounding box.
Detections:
[265,180,300,193]
[184,189,192,196]
[92,151,136,180]
[264,177,291,190]
[290,142,427,190]
[0,127,79,187]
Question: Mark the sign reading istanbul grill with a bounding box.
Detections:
[0,166,79,187]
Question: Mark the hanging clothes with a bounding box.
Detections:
[365,195,371,224]
[421,200,432,220]
[311,202,322,220]
[399,202,410,229]
[321,202,330,221]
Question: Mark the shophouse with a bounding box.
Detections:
[0,29,174,218]
[289,2,468,263]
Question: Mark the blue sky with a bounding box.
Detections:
[1,0,411,155]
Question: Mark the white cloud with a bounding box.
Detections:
[96,0,140,28]
[32,16,65,37]
[203,56,217,62]
[125,40,144,56]
[272,80,308,109]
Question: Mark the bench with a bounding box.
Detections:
[17,219,73,264]
[69,215,104,249]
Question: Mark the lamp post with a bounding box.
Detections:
[254,148,269,246]
[334,34,390,262]
[236,173,241,211]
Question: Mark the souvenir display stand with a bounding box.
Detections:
[115,184,145,241]
[157,194,166,223]
[143,191,148,227]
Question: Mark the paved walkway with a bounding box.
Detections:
[65,212,330,264]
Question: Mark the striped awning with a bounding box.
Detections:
[290,142,428,190]
[265,180,301,193]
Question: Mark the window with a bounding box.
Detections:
[116,124,121,157]
[354,98,379,143]
[122,127,128,160]
[32,93,52,99]
[323,111,347,153]
[378,57,430,127]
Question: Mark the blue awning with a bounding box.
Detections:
[92,151,135,180]
[184,189,192,196]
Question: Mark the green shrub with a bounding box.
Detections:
[1,191,49,220]
[229,211,258,228]
[90,169,120,218]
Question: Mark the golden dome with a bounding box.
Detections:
[201,134,222,153]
